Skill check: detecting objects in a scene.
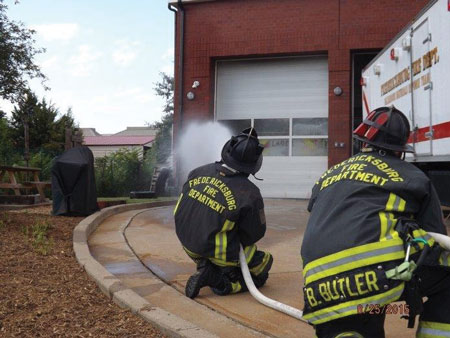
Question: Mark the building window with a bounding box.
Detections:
[217,119,251,135]
[260,139,289,156]
[216,117,328,157]
[254,118,289,136]
[292,118,328,136]
[292,138,328,156]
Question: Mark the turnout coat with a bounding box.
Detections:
[175,162,266,265]
[301,150,447,324]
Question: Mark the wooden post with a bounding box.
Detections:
[65,128,72,150]
[24,121,30,167]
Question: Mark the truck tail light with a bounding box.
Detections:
[448,0,450,11]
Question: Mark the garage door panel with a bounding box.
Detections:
[251,157,327,199]
[216,56,328,198]
[217,56,328,120]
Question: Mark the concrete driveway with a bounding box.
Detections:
[88,199,421,337]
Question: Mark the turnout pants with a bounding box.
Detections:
[184,244,273,295]
[314,266,450,338]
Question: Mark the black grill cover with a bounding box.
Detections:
[51,147,98,216]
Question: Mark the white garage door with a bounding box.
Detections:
[215,56,329,198]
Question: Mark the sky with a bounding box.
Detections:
[0,0,174,134]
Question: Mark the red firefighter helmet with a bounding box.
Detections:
[353,106,414,153]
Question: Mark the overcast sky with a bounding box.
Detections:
[0,0,174,134]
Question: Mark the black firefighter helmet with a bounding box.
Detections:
[353,106,414,153]
[221,128,265,175]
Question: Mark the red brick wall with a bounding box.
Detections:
[173,0,429,166]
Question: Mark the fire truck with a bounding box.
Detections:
[361,0,450,206]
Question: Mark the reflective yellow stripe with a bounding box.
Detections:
[209,257,239,267]
[214,219,235,262]
[303,283,404,325]
[173,193,183,215]
[439,251,450,267]
[379,211,397,241]
[183,246,201,259]
[409,229,436,255]
[231,281,242,293]
[417,321,450,337]
[386,193,397,211]
[303,238,405,285]
[250,251,271,276]
[380,193,405,241]
[244,244,257,264]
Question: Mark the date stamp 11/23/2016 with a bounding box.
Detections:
[357,303,410,315]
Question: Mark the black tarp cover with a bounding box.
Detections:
[52,147,98,216]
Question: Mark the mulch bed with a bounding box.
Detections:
[0,206,165,337]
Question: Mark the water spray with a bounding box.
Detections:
[239,245,307,322]
[176,121,232,184]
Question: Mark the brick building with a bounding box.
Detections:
[168,0,429,198]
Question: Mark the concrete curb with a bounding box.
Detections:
[73,201,217,338]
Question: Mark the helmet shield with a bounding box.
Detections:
[221,127,264,174]
[353,106,414,153]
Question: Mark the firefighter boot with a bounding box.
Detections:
[185,259,227,299]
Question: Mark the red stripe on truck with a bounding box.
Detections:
[362,91,370,115]
[408,121,450,143]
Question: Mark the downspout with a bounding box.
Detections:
[168,1,185,189]
[168,0,185,130]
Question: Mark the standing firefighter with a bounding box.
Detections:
[301,106,450,338]
[174,128,273,299]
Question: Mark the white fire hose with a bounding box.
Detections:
[239,245,307,322]
[428,232,450,251]
[238,233,450,322]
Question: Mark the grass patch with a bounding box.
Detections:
[23,220,54,255]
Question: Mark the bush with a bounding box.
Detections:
[95,148,153,197]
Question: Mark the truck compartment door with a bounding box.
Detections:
[411,18,433,156]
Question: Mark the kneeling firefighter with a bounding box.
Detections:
[174,128,273,299]
[301,106,450,338]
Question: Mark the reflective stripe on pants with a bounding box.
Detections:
[417,321,450,337]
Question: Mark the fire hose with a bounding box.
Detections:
[239,233,450,322]
[238,245,307,322]
[428,232,450,251]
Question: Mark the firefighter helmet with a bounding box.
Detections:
[221,127,264,174]
[353,106,414,153]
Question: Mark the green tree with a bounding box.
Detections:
[0,1,47,102]
[0,111,18,164]
[9,91,78,154]
[150,72,174,164]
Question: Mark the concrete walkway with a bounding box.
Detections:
[88,200,418,337]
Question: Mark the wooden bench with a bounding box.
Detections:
[0,165,51,203]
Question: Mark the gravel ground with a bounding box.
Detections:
[0,206,165,337]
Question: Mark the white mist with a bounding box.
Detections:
[175,121,232,185]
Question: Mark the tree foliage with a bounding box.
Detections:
[95,148,144,197]
[0,90,78,179]
[149,72,174,165]
[0,0,47,102]
[9,91,76,153]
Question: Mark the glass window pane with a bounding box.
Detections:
[260,139,289,156]
[217,119,251,135]
[254,118,289,136]
[292,138,328,156]
[293,118,328,136]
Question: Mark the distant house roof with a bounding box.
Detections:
[80,128,101,137]
[114,126,158,136]
[83,135,155,146]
